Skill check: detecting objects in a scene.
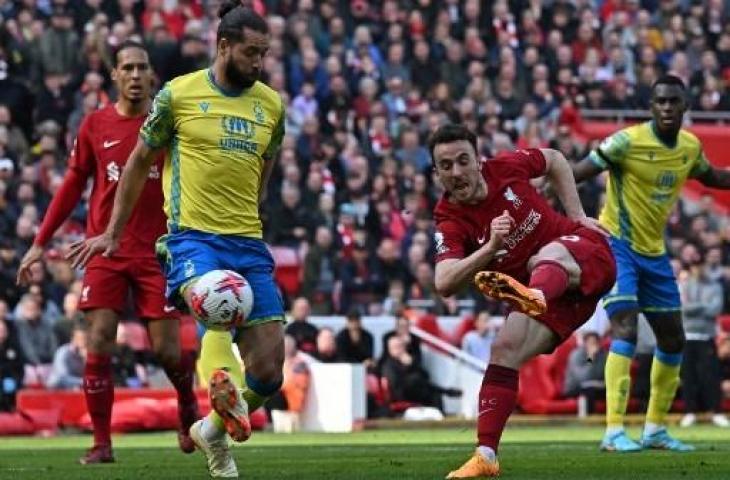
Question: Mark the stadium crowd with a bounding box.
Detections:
[2,0,730,418]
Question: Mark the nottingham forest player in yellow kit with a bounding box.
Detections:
[574,75,730,453]
[70,2,285,477]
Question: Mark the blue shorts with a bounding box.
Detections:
[602,236,680,317]
[156,230,284,328]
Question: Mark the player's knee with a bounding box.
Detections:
[609,310,639,343]
[656,332,685,355]
[87,323,116,354]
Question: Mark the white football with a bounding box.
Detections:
[189,269,254,330]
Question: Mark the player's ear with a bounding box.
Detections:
[110,67,118,82]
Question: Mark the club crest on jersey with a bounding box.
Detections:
[253,101,265,123]
[199,101,210,113]
[503,187,522,209]
[184,260,196,278]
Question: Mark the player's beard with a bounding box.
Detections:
[225,58,258,90]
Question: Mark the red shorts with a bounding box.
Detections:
[536,227,616,340]
[79,255,179,320]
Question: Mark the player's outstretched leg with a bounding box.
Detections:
[475,271,547,317]
[448,310,559,478]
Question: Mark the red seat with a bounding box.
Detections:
[717,315,730,333]
[270,246,302,297]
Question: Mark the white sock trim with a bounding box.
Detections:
[477,445,496,462]
[643,422,663,436]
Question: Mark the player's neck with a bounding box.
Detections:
[115,99,150,118]
[211,61,243,95]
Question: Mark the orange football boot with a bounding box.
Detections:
[474,271,547,317]
[446,451,500,478]
[209,369,252,443]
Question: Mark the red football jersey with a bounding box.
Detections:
[69,105,166,257]
[434,149,582,283]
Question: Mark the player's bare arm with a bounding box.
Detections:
[542,148,608,236]
[258,153,276,204]
[67,138,158,268]
[435,210,514,297]
[572,155,604,183]
[693,165,730,189]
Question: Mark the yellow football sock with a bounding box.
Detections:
[199,329,243,430]
[646,350,682,426]
[605,340,635,428]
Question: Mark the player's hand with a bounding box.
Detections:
[575,216,609,237]
[488,210,515,250]
[16,245,44,286]
[66,232,119,269]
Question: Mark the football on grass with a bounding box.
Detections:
[189,269,254,330]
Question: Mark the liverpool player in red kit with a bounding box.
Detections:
[431,125,616,478]
[16,41,199,464]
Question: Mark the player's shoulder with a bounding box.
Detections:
[252,82,284,112]
[166,69,208,96]
[677,128,701,149]
[78,104,116,133]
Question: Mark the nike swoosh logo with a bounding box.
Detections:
[163,305,176,313]
[103,140,121,149]
[478,408,495,416]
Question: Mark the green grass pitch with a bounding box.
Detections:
[0,425,728,479]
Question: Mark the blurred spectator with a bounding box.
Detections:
[269,335,310,433]
[285,297,318,355]
[46,322,86,389]
[0,317,24,411]
[461,311,498,363]
[314,327,341,363]
[300,226,338,314]
[14,293,57,366]
[380,309,421,372]
[54,291,82,347]
[679,253,728,427]
[562,331,607,414]
[335,308,374,369]
[381,335,442,411]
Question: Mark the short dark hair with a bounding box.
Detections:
[427,123,478,159]
[651,74,686,93]
[112,40,148,67]
[217,1,268,44]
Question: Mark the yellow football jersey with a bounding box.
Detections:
[140,68,284,237]
[589,121,710,256]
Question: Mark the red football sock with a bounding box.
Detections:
[163,350,198,430]
[83,353,114,447]
[528,261,570,301]
[477,364,519,453]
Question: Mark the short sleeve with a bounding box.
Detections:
[434,220,467,263]
[590,130,631,169]
[491,148,547,180]
[689,148,711,178]
[140,83,175,149]
[68,115,95,176]
[263,97,285,160]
